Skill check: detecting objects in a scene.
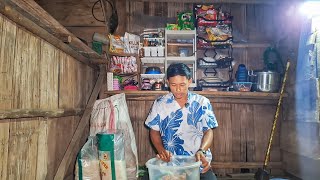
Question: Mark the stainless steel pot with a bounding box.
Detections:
[256,71,280,92]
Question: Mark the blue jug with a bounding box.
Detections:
[236,64,248,82]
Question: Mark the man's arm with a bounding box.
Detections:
[196,128,213,173]
[150,129,172,162]
[200,128,213,151]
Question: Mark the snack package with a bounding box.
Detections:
[124,32,140,54]
[109,34,125,53]
[178,12,195,30]
[166,24,180,30]
[110,56,138,74]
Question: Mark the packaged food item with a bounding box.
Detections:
[110,56,138,74]
[177,12,195,30]
[166,24,180,30]
[97,130,127,180]
[74,137,100,180]
[90,94,139,179]
[109,34,125,53]
[124,32,140,54]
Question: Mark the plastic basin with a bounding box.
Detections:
[146,155,201,180]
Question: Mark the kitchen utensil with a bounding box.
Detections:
[254,61,290,180]
[256,71,280,92]
[248,70,260,91]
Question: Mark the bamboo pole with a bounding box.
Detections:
[0,109,84,120]
[54,65,106,180]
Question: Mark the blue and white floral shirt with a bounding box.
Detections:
[145,91,218,158]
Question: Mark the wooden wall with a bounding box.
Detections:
[0,13,97,179]
[117,93,282,177]
[33,0,320,178]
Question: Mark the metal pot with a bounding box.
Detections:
[256,71,280,92]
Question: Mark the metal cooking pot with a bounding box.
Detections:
[256,71,280,92]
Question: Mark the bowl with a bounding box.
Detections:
[145,67,161,74]
[233,82,252,92]
[146,155,201,180]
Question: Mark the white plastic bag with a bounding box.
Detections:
[90,93,138,179]
[74,137,100,180]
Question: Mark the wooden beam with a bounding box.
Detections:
[0,0,99,69]
[211,161,283,169]
[54,65,106,180]
[0,0,104,68]
[55,33,72,43]
[0,109,84,120]
[10,0,103,60]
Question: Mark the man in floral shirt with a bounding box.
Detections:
[145,63,218,179]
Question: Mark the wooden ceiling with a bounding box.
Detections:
[35,0,106,27]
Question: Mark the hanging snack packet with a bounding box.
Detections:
[178,12,195,30]
[109,34,125,54]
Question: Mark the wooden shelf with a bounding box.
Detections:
[103,90,283,100]
[233,42,271,48]
[167,43,193,47]
[108,52,138,57]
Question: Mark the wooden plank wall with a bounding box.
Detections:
[127,1,277,81]
[0,13,97,179]
[127,98,280,177]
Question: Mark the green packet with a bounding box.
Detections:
[166,23,180,30]
[178,11,195,30]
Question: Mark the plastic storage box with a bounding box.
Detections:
[146,155,201,180]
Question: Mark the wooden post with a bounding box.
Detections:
[54,65,106,180]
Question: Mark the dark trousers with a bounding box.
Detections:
[200,169,217,180]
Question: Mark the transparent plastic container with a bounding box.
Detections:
[146,155,201,180]
[233,82,252,92]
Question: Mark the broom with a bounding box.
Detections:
[254,61,290,180]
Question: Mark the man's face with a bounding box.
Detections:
[167,75,192,100]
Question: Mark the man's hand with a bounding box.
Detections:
[150,129,172,162]
[195,151,211,173]
[157,150,172,162]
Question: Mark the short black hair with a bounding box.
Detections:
[166,63,191,80]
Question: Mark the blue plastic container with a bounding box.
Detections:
[236,64,248,82]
